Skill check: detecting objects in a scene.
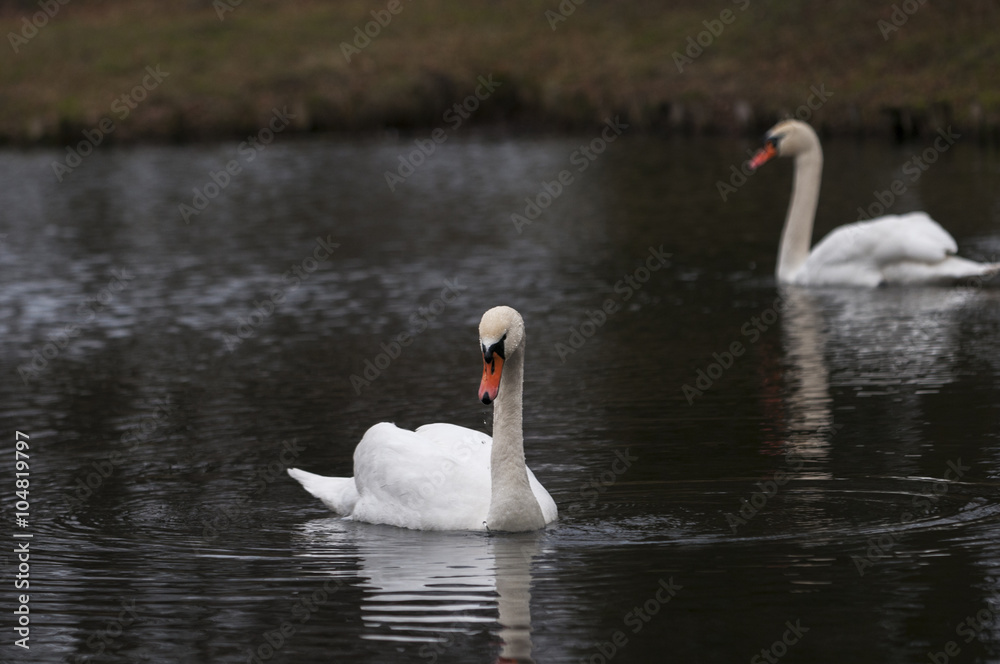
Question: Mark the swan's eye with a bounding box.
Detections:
[483,334,506,362]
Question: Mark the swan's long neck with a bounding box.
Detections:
[487,342,545,532]
[777,145,823,283]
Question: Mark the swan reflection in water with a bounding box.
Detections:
[740,283,999,541]
[776,283,999,468]
[292,518,541,663]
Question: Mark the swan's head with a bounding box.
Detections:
[478,306,524,405]
[748,119,821,169]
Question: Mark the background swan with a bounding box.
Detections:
[288,305,557,532]
[749,119,998,287]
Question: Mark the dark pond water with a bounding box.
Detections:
[2,130,1000,663]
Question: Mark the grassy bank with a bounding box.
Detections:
[2,0,999,144]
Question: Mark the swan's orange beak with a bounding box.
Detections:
[479,353,504,405]
[749,142,777,170]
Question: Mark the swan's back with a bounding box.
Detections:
[798,213,971,286]
[289,422,557,531]
[408,423,558,528]
[351,422,494,530]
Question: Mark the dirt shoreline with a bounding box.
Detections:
[3,0,998,147]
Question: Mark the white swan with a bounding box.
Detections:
[287,305,557,532]
[749,119,998,287]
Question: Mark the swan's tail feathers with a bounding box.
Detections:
[287,468,359,516]
[889,257,1000,286]
[979,262,1000,282]
[952,258,1000,285]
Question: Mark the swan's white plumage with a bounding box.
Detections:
[793,212,993,287]
[288,305,556,532]
[289,422,556,531]
[286,467,358,514]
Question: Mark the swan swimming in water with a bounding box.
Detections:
[288,305,557,532]
[748,119,998,287]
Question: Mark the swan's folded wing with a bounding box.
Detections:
[811,213,957,267]
[420,424,558,525]
[414,422,492,448]
[800,213,961,286]
[351,422,493,530]
[868,213,958,265]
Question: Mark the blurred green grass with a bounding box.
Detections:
[1,0,998,143]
